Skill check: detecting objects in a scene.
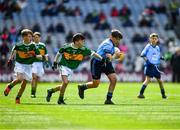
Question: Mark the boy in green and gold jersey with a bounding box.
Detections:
[31,32,48,98]
[46,33,103,104]
[4,29,42,104]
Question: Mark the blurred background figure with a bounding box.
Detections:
[170,47,180,83]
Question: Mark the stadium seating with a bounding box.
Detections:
[0,0,179,72]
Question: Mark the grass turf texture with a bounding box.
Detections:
[0,82,180,129]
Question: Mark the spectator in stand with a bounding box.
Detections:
[84,10,100,24]
[32,23,41,32]
[57,2,66,13]
[83,31,92,40]
[74,6,82,16]
[169,0,179,25]
[0,36,9,69]
[119,4,131,20]
[1,32,9,42]
[65,7,75,16]
[148,2,166,14]
[91,10,99,24]
[122,18,134,27]
[44,0,56,5]
[1,0,22,20]
[9,25,18,43]
[157,2,166,14]
[56,22,65,33]
[118,4,133,27]
[45,34,52,45]
[110,6,119,17]
[170,47,180,83]
[138,8,155,27]
[132,32,148,43]
[41,3,58,17]
[99,0,110,4]
[66,30,74,42]
[99,10,106,21]
[47,23,55,33]
[138,14,152,27]
[94,20,111,30]
[0,41,9,58]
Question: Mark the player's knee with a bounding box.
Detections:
[157,79,163,84]
[110,77,117,84]
[92,81,100,88]
[32,76,38,81]
[63,81,69,86]
[18,77,25,81]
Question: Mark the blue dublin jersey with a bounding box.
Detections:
[95,38,115,60]
[141,43,161,65]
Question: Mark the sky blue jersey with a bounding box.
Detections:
[141,43,161,65]
[95,38,115,60]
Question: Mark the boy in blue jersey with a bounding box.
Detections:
[137,33,167,99]
[78,29,123,104]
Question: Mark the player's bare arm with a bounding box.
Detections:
[106,53,113,61]
[92,52,103,60]
[54,52,61,63]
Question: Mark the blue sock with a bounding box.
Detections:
[106,92,113,100]
[140,84,147,95]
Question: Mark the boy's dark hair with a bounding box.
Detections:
[72,33,85,42]
[33,32,41,37]
[111,29,123,39]
[21,29,33,37]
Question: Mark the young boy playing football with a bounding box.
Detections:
[4,29,42,104]
[46,33,103,104]
[77,29,123,105]
[31,32,48,98]
[137,33,167,99]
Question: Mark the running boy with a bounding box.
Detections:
[4,29,42,104]
[46,33,103,104]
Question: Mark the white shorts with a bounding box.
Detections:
[32,62,45,77]
[59,65,73,80]
[14,62,32,81]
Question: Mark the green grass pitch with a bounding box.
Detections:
[0,82,180,129]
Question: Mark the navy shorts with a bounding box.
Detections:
[91,58,115,80]
[144,65,161,79]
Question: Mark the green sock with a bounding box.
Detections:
[9,83,13,89]
[51,88,57,93]
[31,89,36,95]
[81,84,88,90]
[59,96,64,101]
[16,95,21,100]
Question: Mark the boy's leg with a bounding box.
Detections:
[4,79,21,96]
[78,79,100,99]
[78,58,101,99]
[46,85,61,102]
[57,75,68,104]
[104,73,116,105]
[31,73,39,98]
[138,76,150,98]
[156,78,167,99]
[16,80,27,104]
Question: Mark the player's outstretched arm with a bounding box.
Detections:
[52,52,61,70]
[92,52,103,60]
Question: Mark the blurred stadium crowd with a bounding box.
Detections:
[0,0,180,82]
